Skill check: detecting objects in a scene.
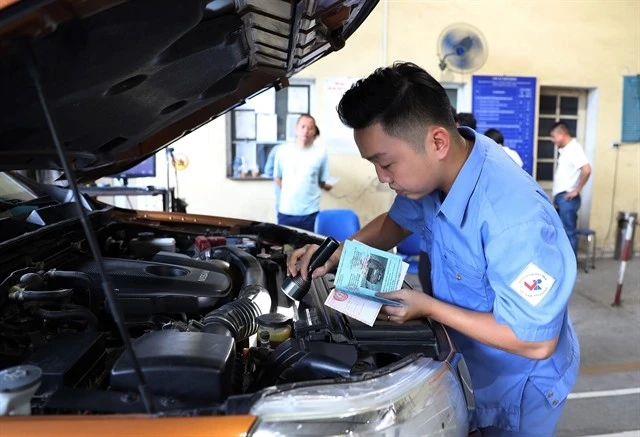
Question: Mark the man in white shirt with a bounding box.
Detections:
[550,122,592,255]
[274,114,332,231]
[484,128,524,168]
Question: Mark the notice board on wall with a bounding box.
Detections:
[472,75,537,175]
[621,75,640,143]
[323,77,360,155]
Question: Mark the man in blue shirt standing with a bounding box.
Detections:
[287,63,579,436]
[274,114,333,232]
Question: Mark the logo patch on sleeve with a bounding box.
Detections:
[510,263,556,306]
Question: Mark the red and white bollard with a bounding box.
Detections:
[612,214,636,306]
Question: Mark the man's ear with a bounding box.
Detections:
[431,127,451,159]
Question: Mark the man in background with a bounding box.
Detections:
[550,121,592,256]
[274,114,332,232]
[455,112,477,130]
[484,128,524,168]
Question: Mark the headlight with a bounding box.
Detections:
[248,356,468,437]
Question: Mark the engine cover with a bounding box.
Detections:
[110,330,235,402]
[60,257,232,315]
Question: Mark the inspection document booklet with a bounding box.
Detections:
[324,240,409,326]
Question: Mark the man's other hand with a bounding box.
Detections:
[377,289,432,323]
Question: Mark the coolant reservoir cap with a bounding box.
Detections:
[256,313,291,328]
[0,365,42,393]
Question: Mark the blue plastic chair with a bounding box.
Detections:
[314,209,360,241]
[397,233,421,275]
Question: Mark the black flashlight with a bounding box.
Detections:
[281,237,340,301]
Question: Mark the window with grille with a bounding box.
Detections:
[226,80,314,179]
[536,89,587,190]
[445,88,458,111]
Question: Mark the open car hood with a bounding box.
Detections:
[0,0,377,180]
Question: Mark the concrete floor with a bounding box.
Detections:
[406,256,640,437]
[558,256,640,437]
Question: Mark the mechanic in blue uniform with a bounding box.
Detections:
[287,62,579,436]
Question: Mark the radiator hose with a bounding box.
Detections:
[32,304,99,331]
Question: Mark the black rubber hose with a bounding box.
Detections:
[202,247,271,341]
[45,270,96,310]
[45,270,95,290]
[18,272,45,290]
[33,306,99,331]
[10,288,73,302]
[201,286,269,341]
[211,246,266,288]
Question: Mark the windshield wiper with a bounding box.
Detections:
[25,46,157,414]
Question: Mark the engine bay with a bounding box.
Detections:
[0,205,440,415]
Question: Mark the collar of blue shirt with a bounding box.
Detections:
[436,127,486,227]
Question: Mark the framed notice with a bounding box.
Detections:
[621,75,640,143]
[472,75,537,175]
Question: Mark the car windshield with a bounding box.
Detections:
[0,172,38,203]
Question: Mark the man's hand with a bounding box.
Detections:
[564,189,579,200]
[287,243,342,280]
[320,182,333,191]
[566,164,591,200]
[376,289,432,323]
[379,290,559,359]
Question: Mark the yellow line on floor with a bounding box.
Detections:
[579,361,640,376]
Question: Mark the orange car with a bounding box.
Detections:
[0,1,473,435]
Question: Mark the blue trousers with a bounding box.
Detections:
[277,211,318,232]
[554,193,581,255]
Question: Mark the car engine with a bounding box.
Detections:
[0,206,441,415]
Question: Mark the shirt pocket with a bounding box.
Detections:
[442,249,490,311]
[302,165,317,183]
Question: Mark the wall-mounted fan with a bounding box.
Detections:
[437,23,488,73]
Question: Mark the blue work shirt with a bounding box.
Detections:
[389,128,580,432]
[263,144,281,178]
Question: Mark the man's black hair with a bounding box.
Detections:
[456,112,477,130]
[337,62,457,149]
[483,128,504,145]
[550,121,571,136]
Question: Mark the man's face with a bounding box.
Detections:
[296,116,317,144]
[549,128,568,147]
[354,122,438,199]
